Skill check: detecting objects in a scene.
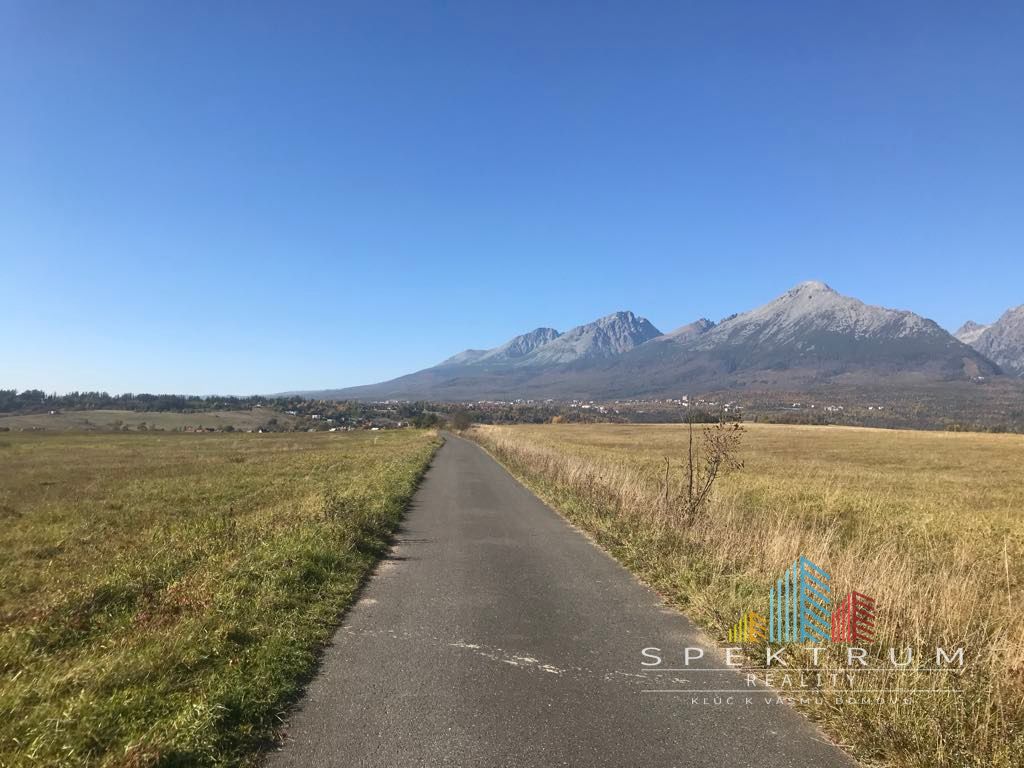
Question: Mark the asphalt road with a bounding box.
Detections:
[266,433,856,767]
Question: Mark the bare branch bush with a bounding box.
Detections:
[668,410,745,524]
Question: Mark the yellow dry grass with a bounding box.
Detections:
[471,422,1024,767]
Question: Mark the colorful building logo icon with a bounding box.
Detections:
[830,591,877,644]
[769,555,832,643]
[728,555,877,645]
[727,610,767,643]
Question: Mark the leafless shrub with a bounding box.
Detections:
[668,412,744,524]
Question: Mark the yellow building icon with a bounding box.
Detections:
[727,610,768,643]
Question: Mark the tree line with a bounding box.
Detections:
[0,389,292,414]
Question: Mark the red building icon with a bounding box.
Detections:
[830,591,876,643]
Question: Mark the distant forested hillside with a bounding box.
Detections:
[0,389,285,414]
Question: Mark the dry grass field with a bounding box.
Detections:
[471,422,1024,767]
[0,429,438,767]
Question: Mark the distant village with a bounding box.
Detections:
[2,386,1019,434]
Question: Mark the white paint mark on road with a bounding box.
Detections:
[448,640,567,675]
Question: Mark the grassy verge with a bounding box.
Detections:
[470,423,1023,768]
[0,430,439,767]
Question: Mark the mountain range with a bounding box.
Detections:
[955,306,1024,377]
[305,281,1022,401]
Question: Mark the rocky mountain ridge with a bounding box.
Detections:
[956,306,1024,376]
[304,282,1005,400]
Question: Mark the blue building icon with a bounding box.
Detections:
[768,555,831,643]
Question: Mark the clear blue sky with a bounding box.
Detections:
[4,2,1023,394]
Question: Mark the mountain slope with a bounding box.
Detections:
[665,318,715,341]
[438,349,489,366]
[544,282,998,398]
[299,282,1001,400]
[958,306,1024,376]
[686,281,986,375]
[305,312,661,400]
[954,321,991,346]
[441,327,561,367]
[520,311,661,366]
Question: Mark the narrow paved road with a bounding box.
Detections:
[266,434,855,767]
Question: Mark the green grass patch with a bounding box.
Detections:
[0,430,439,767]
